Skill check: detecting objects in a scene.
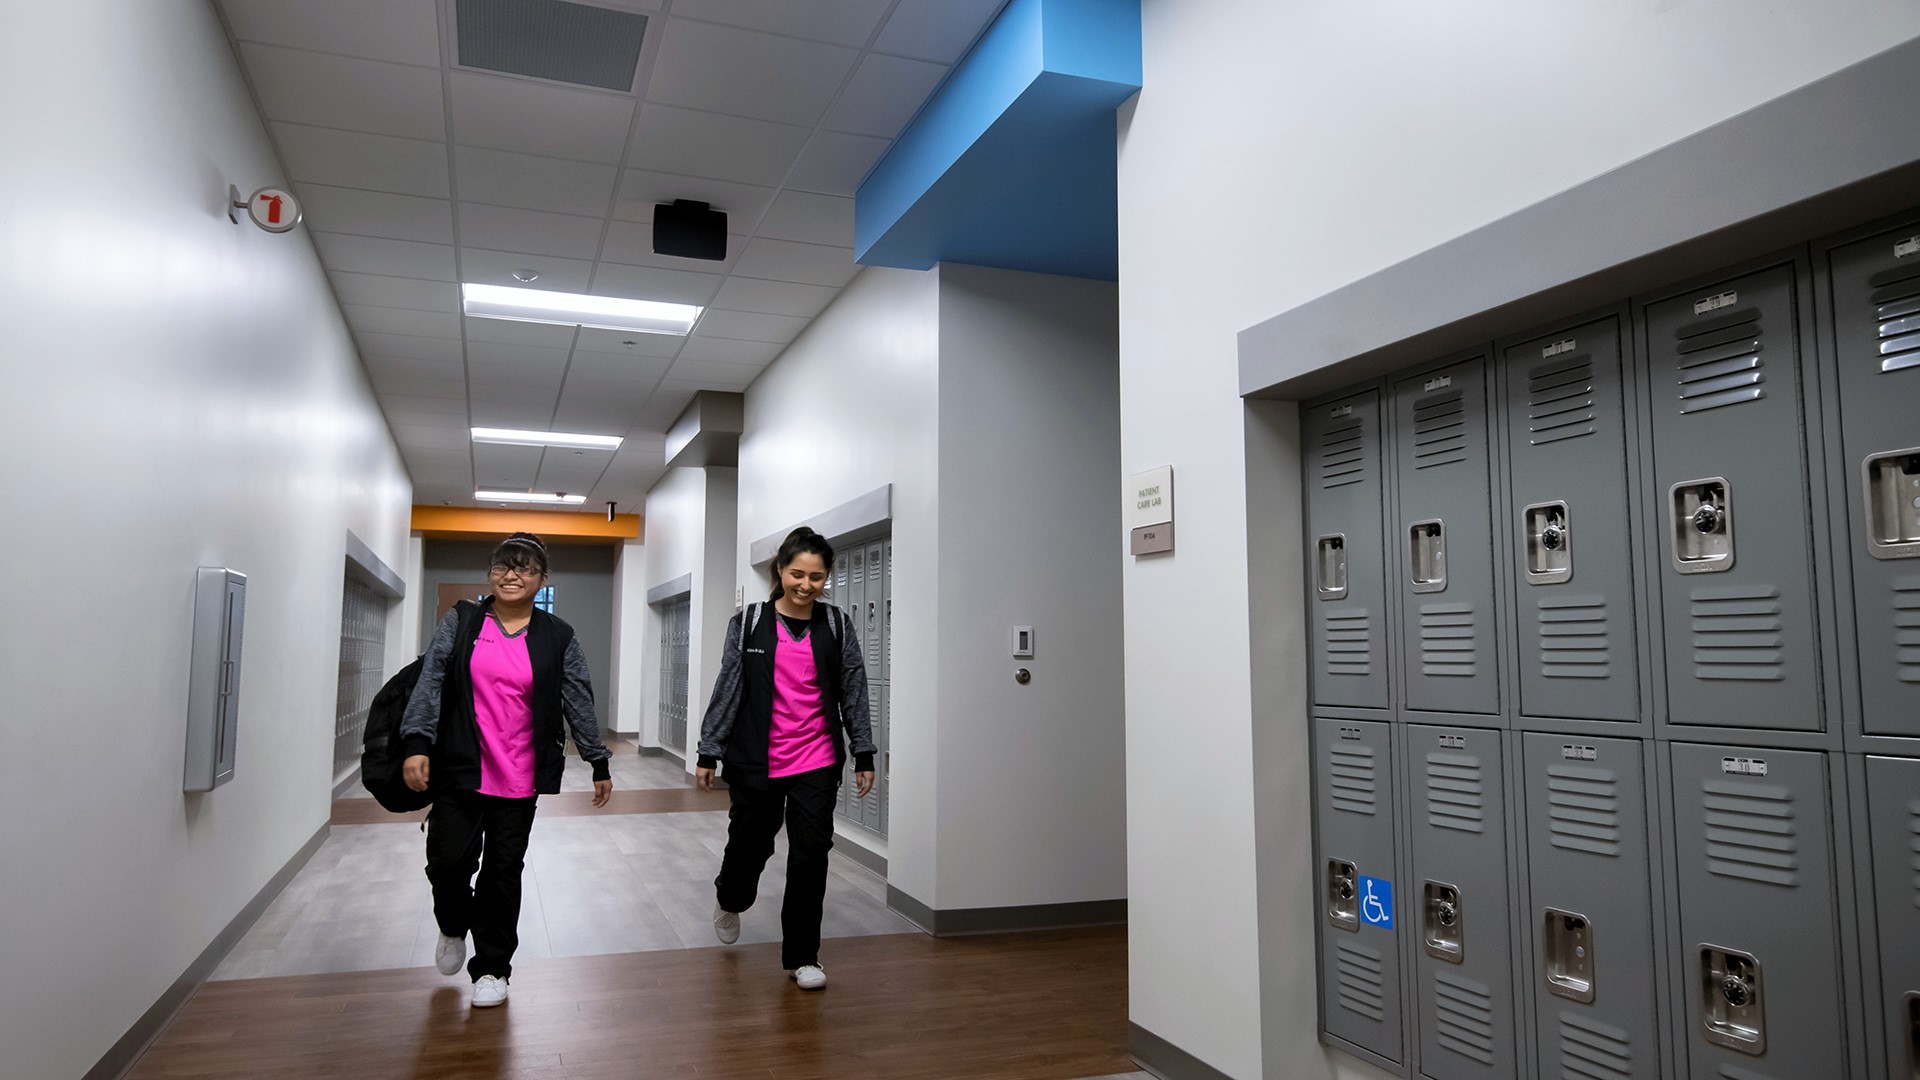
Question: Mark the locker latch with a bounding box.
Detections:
[1670,478,1734,574]
[1327,859,1359,931]
[1422,881,1464,962]
[1862,448,1920,560]
[1315,534,1349,600]
[1409,520,1447,593]
[1700,945,1765,1055]
[1542,908,1595,1003]
[1523,501,1573,585]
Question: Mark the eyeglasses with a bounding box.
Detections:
[489,563,543,579]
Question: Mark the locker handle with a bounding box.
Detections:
[1314,534,1348,600]
[1541,908,1595,1003]
[1862,447,1920,560]
[1326,859,1359,931]
[1522,501,1573,585]
[1422,880,1463,962]
[1699,944,1765,1055]
[1409,520,1446,593]
[1669,478,1734,574]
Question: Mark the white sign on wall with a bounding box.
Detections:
[1130,466,1174,555]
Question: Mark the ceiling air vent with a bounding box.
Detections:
[456,0,648,93]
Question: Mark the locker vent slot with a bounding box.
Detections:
[1527,355,1597,445]
[1869,264,1920,373]
[1546,763,1621,856]
[1712,1064,1785,1080]
[1689,585,1787,682]
[1328,744,1379,816]
[1333,939,1387,1020]
[1412,390,1469,469]
[1538,596,1612,679]
[1319,421,1369,489]
[1557,1011,1634,1080]
[1894,577,1920,684]
[1425,751,1486,833]
[1419,602,1479,677]
[1323,610,1372,676]
[1907,798,1920,909]
[1675,309,1767,414]
[1702,779,1800,887]
[1432,969,1498,1065]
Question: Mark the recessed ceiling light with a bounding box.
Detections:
[476,490,588,505]
[472,426,623,450]
[462,283,700,335]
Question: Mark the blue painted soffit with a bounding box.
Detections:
[854,0,1141,281]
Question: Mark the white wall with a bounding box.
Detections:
[1117,2,1920,1078]
[640,465,736,764]
[0,2,413,1076]
[609,536,648,737]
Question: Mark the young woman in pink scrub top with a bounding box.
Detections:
[696,527,877,991]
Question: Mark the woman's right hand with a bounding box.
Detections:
[696,766,715,792]
[403,755,431,792]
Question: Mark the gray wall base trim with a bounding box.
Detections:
[748,485,892,567]
[331,766,362,801]
[344,529,406,598]
[1128,1023,1235,1080]
[646,572,693,605]
[885,887,1126,936]
[636,744,665,757]
[88,822,330,1080]
[832,829,888,877]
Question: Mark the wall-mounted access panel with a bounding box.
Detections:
[1521,733,1663,1079]
[1861,754,1920,1080]
[1314,717,1407,1069]
[1640,265,1826,735]
[1821,217,1920,745]
[1501,318,1640,724]
[1667,742,1850,1079]
[185,567,246,792]
[1393,357,1501,718]
[1305,388,1392,711]
[1406,724,1518,1080]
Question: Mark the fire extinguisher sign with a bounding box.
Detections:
[244,187,301,234]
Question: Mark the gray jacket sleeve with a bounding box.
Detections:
[838,605,877,766]
[696,609,747,768]
[560,636,613,782]
[399,608,460,756]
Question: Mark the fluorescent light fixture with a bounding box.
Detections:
[462,283,700,335]
[475,490,588,505]
[472,426,623,450]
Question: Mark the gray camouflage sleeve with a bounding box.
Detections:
[399,608,459,757]
[560,636,612,782]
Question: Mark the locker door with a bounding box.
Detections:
[1669,743,1847,1079]
[1522,734,1661,1079]
[1644,267,1822,730]
[1503,320,1638,722]
[862,540,885,678]
[1826,225,1920,738]
[1315,718,1405,1063]
[1865,755,1920,1080]
[1306,389,1391,709]
[883,537,894,683]
[1408,725,1516,1080]
[861,687,884,832]
[875,684,890,836]
[1394,358,1501,716]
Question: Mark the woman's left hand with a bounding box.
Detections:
[593,779,613,808]
[855,771,875,799]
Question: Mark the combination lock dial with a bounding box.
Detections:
[1721,974,1753,1008]
[1692,503,1723,534]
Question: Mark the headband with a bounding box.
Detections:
[502,536,547,556]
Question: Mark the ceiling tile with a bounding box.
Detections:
[474,452,542,491]
[454,147,619,217]
[383,394,472,416]
[330,272,459,313]
[222,0,441,66]
[784,130,890,196]
[574,327,686,357]
[645,19,857,127]
[820,53,947,139]
[755,190,854,247]
[464,317,577,348]
[391,424,469,450]
[731,238,859,287]
[239,43,445,140]
[678,336,784,365]
[471,403,561,430]
[370,373,462,399]
[466,342,573,371]
[565,350,674,383]
[873,0,1005,63]
[363,352,465,380]
[458,204,605,260]
[296,185,454,245]
[709,276,838,317]
[272,123,451,198]
[344,305,461,339]
[535,452,619,494]
[459,248,595,293]
[628,104,810,187]
[591,264,724,307]
[355,331,464,363]
[600,221,740,273]
[313,232,456,281]
[449,71,637,164]
[551,405,647,435]
[665,0,892,46]
[639,388,697,427]
[695,309,808,344]
[612,171,775,228]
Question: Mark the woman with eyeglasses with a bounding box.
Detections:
[398,531,613,1008]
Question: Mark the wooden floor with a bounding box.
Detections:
[128,927,1131,1080]
[331,787,730,825]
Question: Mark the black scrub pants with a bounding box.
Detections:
[425,790,538,981]
[714,763,840,970]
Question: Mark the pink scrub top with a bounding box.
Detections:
[768,616,838,778]
[471,614,537,798]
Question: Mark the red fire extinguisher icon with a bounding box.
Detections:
[257,193,284,225]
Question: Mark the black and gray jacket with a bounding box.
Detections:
[697,601,876,783]
[400,598,612,794]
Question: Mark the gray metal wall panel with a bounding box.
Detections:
[1306,388,1393,709]
[1316,717,1407,1063]
[1865,754,1920,1080]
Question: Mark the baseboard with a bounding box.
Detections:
[1129,1023,1235,1080]
[832,829,888,877]
[331,766,361,801]
[884,888,1126,937]
[636,745,665,757]
[87,822,330,1080]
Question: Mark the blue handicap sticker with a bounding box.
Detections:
[1358,875,1393,929]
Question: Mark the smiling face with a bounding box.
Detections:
[779,552,828,606]
[488,558,547,605]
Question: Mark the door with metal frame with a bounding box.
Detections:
[1314,717,1405,1065]
[1864,754,1920,1080]
[658,596,690,756]
[1306,388,1391,710]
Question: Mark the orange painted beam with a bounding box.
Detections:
[410,505,642,543]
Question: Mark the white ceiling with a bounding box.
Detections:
[216,0,1004,508]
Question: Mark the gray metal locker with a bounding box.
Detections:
[1314,717,1406,1065]
[1824,224,1920,740]
[1643,266,1823,731]
[1863,755,1920,1080]
[1306,389,1392,710]
[862,540,885,678]
[1407,725,1517,1080]
[884,537,894,683]
[860,686,883,832]
[1393,358,1501,716]
[875,684,890,835]
[1668,742,1848,1079]
[1502,320,1639,723]
[1521,734,1661,1079]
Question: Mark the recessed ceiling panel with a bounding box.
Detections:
[784,130,890,197]
[695,309,807,344]
[454,147,619,217]
[709,276,838,318]
[590,263,724,307]
[240,43,445,140]
[458,204,606,260]
[311,233,458,282]
[456,0,648,92]
[730,237,858,287]
[329,272,460,313]
[647,18,857,127]
[755,190,854,247]
[629,105,810,187]
[449,71,636,163]
[872,0,1006,64]
[820,54,948,139]
[272,124,451,199]
[459,248,597,294]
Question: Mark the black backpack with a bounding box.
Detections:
[360,655,432,812]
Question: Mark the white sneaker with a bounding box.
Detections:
[713,904,740,945]
[434,933,465,976]
[472,974,508,1007]
[789,965,827,991]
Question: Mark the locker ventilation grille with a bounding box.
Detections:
[1702,778,1800,887]
[1538,596,1612,680]
[1546,763,1621,856]
[1425,751,1487,833]
[1412,391,1469,469]
[1893,577,1920,685]
[1328,744,1379,816]
[1333,939,1387,1021]
[1868,264,1920,373]
[1526,355,1597,445]
[1557,1011,1634,1080]
[1907,797,1920,910]
[1319,420,1370,489]
[1689,585,1787,682]
[1432,969,1498,1065]
[1323,610,1373,677]
[1419,602,1479,677]
[455,0,648,91]
[1675,308,1767,414]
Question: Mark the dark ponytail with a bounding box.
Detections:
[769,527,834,601]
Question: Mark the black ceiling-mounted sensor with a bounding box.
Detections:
[653,199,728,261]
